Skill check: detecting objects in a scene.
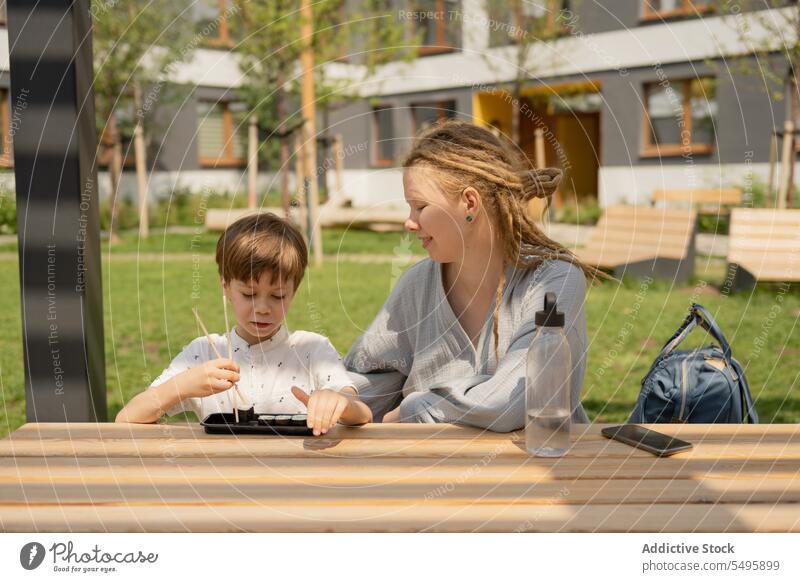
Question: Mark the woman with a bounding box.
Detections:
[344,120,598,431]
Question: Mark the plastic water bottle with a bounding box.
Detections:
[525,292,572,457]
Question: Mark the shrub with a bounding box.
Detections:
[0,186,16,234]
[555,198,602,225]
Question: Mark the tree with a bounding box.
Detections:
[92,0,196,241]
[478,0,577,215]
[481,0,576,145]
[237,0,418,217]
[717,1,800,208]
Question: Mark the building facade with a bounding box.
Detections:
[0,1,793,209]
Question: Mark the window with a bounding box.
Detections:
[411,100,456,133]
[410,0,461,55]
[372,106,395,166]
[0,89,11,167]
[642,0,714,21]
[642,77,717,157]
[197,100,248,167]
[488,0,571,47]
[194,0,240,47]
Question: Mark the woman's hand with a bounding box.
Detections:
[382,404,401,423]
[291,386,351,436]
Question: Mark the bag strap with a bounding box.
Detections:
[657,303,733,363]
[736,364,759,424]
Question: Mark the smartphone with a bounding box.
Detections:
[601,424,693,457]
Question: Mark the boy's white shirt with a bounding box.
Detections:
[148,325,356,420]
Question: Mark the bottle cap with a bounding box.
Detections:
[535,292,565,327]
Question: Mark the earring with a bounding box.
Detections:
[466,214,473,222]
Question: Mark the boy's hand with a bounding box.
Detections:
[291,386,350,436]
[189,358,240,397]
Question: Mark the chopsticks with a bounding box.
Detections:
[192,306,247,422]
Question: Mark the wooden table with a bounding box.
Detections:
[1,422,799,532]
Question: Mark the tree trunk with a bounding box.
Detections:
[277,83,291,218]
[106,112,123,245]
[132,81,149,239]
[247,115,258,210]
[320,107,330,203]
[778,69,796,209]
[788,69,798,208]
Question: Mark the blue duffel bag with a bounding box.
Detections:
[628,303,758,424]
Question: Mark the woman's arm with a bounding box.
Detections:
[343,263,423,422]
[397,260,590,432]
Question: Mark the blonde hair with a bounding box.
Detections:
[401,119,602,359]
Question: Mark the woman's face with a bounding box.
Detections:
[403,166,471,264]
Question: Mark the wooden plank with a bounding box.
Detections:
[2,503,797,532]
[603,206,696,219]
[729,239,800,252]
[3,456,798,482]
[9,422,502,441]
[9,422,799,442]
[731,208,800,224]
[1,477,798,506]
[653,188,743,206]
[596,216,695,233]
[1,435,797,460]
[586,233,692,248]
[729,225,800,239]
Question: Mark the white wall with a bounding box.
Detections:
[599,162,773,207]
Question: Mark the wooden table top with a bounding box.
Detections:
[1,422,799,532]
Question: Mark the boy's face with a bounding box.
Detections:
[222,272,296,345]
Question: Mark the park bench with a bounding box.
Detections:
[724,208,800,290]
[576,205,697,282]
[652,187,743,217]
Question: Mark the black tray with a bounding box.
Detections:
[201,412,314,436]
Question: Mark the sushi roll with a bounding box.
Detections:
[274,414,292,426]
[237,406,255,423]
[290,414,307,426]
[257,415,276,426]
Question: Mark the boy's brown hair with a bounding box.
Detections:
[215,212,308,290]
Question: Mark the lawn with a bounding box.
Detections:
[0,230,798,437]
[0,227,424,256]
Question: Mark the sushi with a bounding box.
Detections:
[237,406,255,423]
[274,414,292,426]
[257,414,276,425]
[290,414,308,426]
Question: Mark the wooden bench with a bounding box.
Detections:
[652,188,743,216]
[724,208,800,291]
[576,205,697,282]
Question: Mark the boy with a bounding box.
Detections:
[116,212,372,435]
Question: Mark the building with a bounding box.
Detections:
[0,1,793,210]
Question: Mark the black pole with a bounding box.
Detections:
[7,0,107,422]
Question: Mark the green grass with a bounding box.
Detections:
[0,234,798,437]
[0,227,424,256]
